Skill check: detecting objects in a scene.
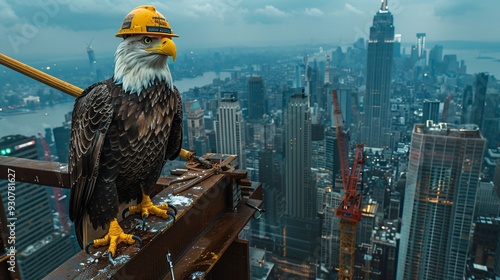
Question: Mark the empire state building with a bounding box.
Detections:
[361,0,395,148]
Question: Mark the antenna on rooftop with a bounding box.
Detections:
[86,36,97,80]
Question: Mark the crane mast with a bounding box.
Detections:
[38,133,71,234]
[332,90,364,280]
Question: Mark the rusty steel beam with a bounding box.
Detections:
[208,239,250,280]
[0,154,261,279]
[166,197,261,279]
[45,172,228,279]
[0,157,70,188]
[0,157,172,194]
[45,167,261,279]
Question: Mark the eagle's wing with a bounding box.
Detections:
[165,86,183,161]
[68,82,113,248]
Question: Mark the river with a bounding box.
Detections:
[0,71,230,139]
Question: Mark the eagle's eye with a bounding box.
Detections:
[142,36,153,45]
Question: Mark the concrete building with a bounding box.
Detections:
[247,76,265,121]
[423,99,440,124]
[284,93,315,219]
[325,127,340,185]
[416,33,426,60]
[397,122,487,279]
[428,44,443,76]
[470,216,500,271]
[461,85,473,124]
[215,92,246,168]
[475,181,500,217]
[311,124,325,170]
[471,73,489,131]
[318,187,342,272]
[185,100,205,151]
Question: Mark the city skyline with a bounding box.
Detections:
[1,1,500,58]
[0,1,499,277]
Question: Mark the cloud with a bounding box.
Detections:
[252,5,289,24]
[2,1,124,32]
[332,3,364,16]
[185,0,245,20]
[255,5,287,17]
[344,3,364,15]
[65,0,133,15]
[305,8,324,17]
[433,1,477,17]
[0,1,17,23]
[191,3,222,19]
[1,0,500,59]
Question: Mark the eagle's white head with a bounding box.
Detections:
[113,35,176,94]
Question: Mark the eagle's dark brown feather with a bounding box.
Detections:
[69,77,182,248]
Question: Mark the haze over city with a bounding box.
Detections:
[1,0,500,58]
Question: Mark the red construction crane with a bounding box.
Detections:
[38,132,71,233]
[332,90,364,280]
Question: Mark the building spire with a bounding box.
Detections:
[380,0,388,11]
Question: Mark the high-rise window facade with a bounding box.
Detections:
[397,123,486,279]
[215,93,246,168]
[362,0,395,148]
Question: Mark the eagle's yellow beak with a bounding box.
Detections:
[146,37,176,62]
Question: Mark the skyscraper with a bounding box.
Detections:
[319,187,342,272]
[215,92,246,168]
[86,43,97,81]
[415,33,427,68]
[284,93,314,219]
[393,34,401,57]
[185,100,205,151]
[311,123,325,170]
[429,44,443,76]
[461,85,473,124]
[422,99,440,123]
[280,93,321,262]
[361,0,395,148]
[247,76,265,121]
[325,127,340,184]
[397,122,486,279]
[416,33,426,59]
[471,73,489,130]
[53,125,70,163]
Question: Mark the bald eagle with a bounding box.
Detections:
[68,33,182,260]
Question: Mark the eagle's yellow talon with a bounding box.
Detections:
[86,219,140,257]
[129,194,169,219]
[157,204,169,210]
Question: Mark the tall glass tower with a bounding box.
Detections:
[397,123,486,279]
[361,0,395,148]
[247,76,265,122]
[284,93,314,219]
[215,92,246,168]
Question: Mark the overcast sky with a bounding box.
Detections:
[1,0,499,60]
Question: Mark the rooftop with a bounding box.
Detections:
[372,220,398,246]
[414,121,483,139]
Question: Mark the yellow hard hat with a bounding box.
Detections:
[116,5,179,38]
